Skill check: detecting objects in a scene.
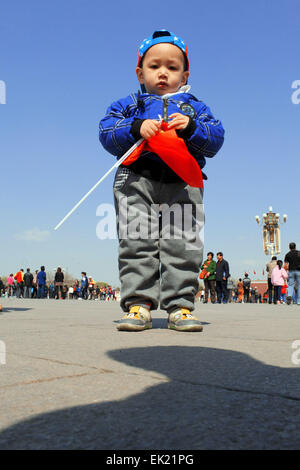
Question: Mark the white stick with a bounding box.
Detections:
[54,138,144,230]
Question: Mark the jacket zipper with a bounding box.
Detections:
[162,97,168,122]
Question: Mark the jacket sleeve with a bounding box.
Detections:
[99,97,138,157]
[282,269,288,280]
[185,101,224,160]
[224,261,230,279]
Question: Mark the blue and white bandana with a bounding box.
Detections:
[137,30,189,70]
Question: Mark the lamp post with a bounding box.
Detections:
[255,206,287,256]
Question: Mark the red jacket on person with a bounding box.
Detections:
[14,271,24,284]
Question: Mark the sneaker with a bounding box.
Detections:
[117,305,152,331]
[168,308,203,332]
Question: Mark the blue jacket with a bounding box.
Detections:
[81,276,88,288]
[37,271,46,286]
[99,87,224,173]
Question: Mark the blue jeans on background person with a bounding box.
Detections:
[274,285,282,303]
[288,271,300,304]
[37,285,45,299]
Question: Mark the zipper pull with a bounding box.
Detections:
[163,97,168,122]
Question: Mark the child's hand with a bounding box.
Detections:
[140,119,161,139]
[167,113,190,130]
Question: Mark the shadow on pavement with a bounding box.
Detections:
[0,345,299,449]
[0,307,33,313]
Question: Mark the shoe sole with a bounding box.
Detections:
[167,323,203,332]
[117,322,152,332]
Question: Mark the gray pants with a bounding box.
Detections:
[113,167,204,313]
[24,286,32,298]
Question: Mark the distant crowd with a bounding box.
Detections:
[198,252,264,304]
[198,243,300,305]
[1,243,299,306]
[0,267,119,301]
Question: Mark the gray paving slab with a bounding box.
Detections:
[0,298,299,449]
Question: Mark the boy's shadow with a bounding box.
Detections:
[0,345,299,449]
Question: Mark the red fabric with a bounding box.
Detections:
[123,122,203,188]
[281,284,288,294]
[14,271,23,283]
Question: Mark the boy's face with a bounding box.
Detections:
[136,43,189,96]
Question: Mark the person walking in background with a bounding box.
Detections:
[88,277,95,299]
[81,272,88,300]
[263,291,268,303]
[68,285,74,299]
[0,278,5,297]
[201,252,216,304]
[54,267,64,300]
[266,256,277,304]
[237,278,244,303]
[14,269,24,298]
[215,252,230,304]
[108,285,113,301]
[23,268,33,298]
[242,273,251,303]
[254,288,259,304]
[49,282,55,299]
[73,280,79,299]
[7,274,14,297]
[284,242,300,305]
[271,260,288,305]
[32,270,38,298]
[100,287,106,301]
[250,287,257,303]
[37,266,46,299]
[95,285,101,300]
[227,275,234,303]
[62,285,68,300]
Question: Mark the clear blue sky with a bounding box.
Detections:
[1,0,299,285]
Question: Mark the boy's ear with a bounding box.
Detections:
[136,67,144,84]
[181,70,190,86]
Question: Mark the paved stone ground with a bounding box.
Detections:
[0,298,299,450]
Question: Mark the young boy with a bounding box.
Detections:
[99,30,224,332]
